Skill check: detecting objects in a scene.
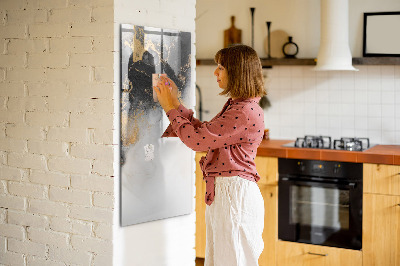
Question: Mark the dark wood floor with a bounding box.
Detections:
[195,257,204,266]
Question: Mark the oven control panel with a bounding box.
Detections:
[281,158,362,180]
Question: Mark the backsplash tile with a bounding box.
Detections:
[196,65,400,145]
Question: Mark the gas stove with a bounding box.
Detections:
[283,135,373,151]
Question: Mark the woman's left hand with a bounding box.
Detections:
[154,78,175,113]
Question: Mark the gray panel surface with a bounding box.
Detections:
[120,24,193,226]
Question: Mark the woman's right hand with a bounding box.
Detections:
[160,76,180,109]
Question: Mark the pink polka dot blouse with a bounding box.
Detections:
[161,97,265,205]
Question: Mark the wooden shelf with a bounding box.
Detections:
[352,57,400,65]
[196,57,400,67]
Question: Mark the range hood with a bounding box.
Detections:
[314,0,358,71]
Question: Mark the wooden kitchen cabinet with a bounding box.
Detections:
[363,188,400,265]
[363,163,400,266]
[195,154,279,264]
[364,163,400,196]
[255,156,278,186]
[258,184,278,266]
[195,152,207,258]
[276,241,362,266]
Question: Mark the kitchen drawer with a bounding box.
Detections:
[276,241,362,266]
[255,156,278,186]
[364,164,400,196]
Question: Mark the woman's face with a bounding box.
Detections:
[214,64,228,90]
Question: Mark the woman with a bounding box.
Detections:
[155,44,266,266]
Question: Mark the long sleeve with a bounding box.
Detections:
[161,104,202,138]
[165,105,249,152]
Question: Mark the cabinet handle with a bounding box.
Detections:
[307,252,328,256]
[397,204,400,207]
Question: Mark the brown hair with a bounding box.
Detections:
[214,44,266,99]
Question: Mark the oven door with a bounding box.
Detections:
[278,176,362,250]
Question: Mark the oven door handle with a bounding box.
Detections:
[280,177,357,189]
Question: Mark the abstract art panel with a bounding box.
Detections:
[120,24,193,226]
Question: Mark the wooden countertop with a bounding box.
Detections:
[257,139,400,165]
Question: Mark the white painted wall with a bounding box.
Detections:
[196,0,400,145]
[196,0,400,58]
[113,1,197,266]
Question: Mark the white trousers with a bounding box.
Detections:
[205,176,264,266]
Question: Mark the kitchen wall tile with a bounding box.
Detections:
[316,103,329,115]
[396,131,400,144]
[292,77,304,90]
[382,104,395,118]
[381,131,396,144]
[319,127,332,136]
[315,69,329,78]
[382,117,396,131]
[316,116,330,128]
[342,117,355,129]
[396,84,400,102]
[382,78,395,91]
[329,116,342,129]
[396,105,400,117]
[355,128,368,138]
[367,91,381,105]
[367,104,381,118]
[367,130,382,144]
[381,65,395,78]
[341,70,355,81]
[382,90,395,104]
[279,77,291,90]
[291,67,303,78]
[341,104,355,116]
[328,88,341,103]
[355,104,368,117]
[328,71,342,81]
[341,128,355,137]
[394,66,400,78]
[304,88,316,103]
[395,119,400,131]
[279,126,294,138]
[367,65,381,76]
[354,77,367,91]
[303,67,316,78]
[368,117,381,131]
[355,117,368,130]
[354,89,367,104]
[329,103,341,116]
[304,102,316,115]
[304,126,317,135]
[280,114,292,127]
[316,89,329,103]
[197,65,400,144]
[291,114,305,127]
[278,67,292,78]
[341,89,355,104]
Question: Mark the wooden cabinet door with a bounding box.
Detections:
[195,152,207,258]
[255,156,278,186]
[277,241,362,266]
[259,185,278,266]
[364,164,400,196]
[363,193,400,266]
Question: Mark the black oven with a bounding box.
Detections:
[278,158,363,250]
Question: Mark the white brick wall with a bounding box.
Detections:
[0,0,114,265]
